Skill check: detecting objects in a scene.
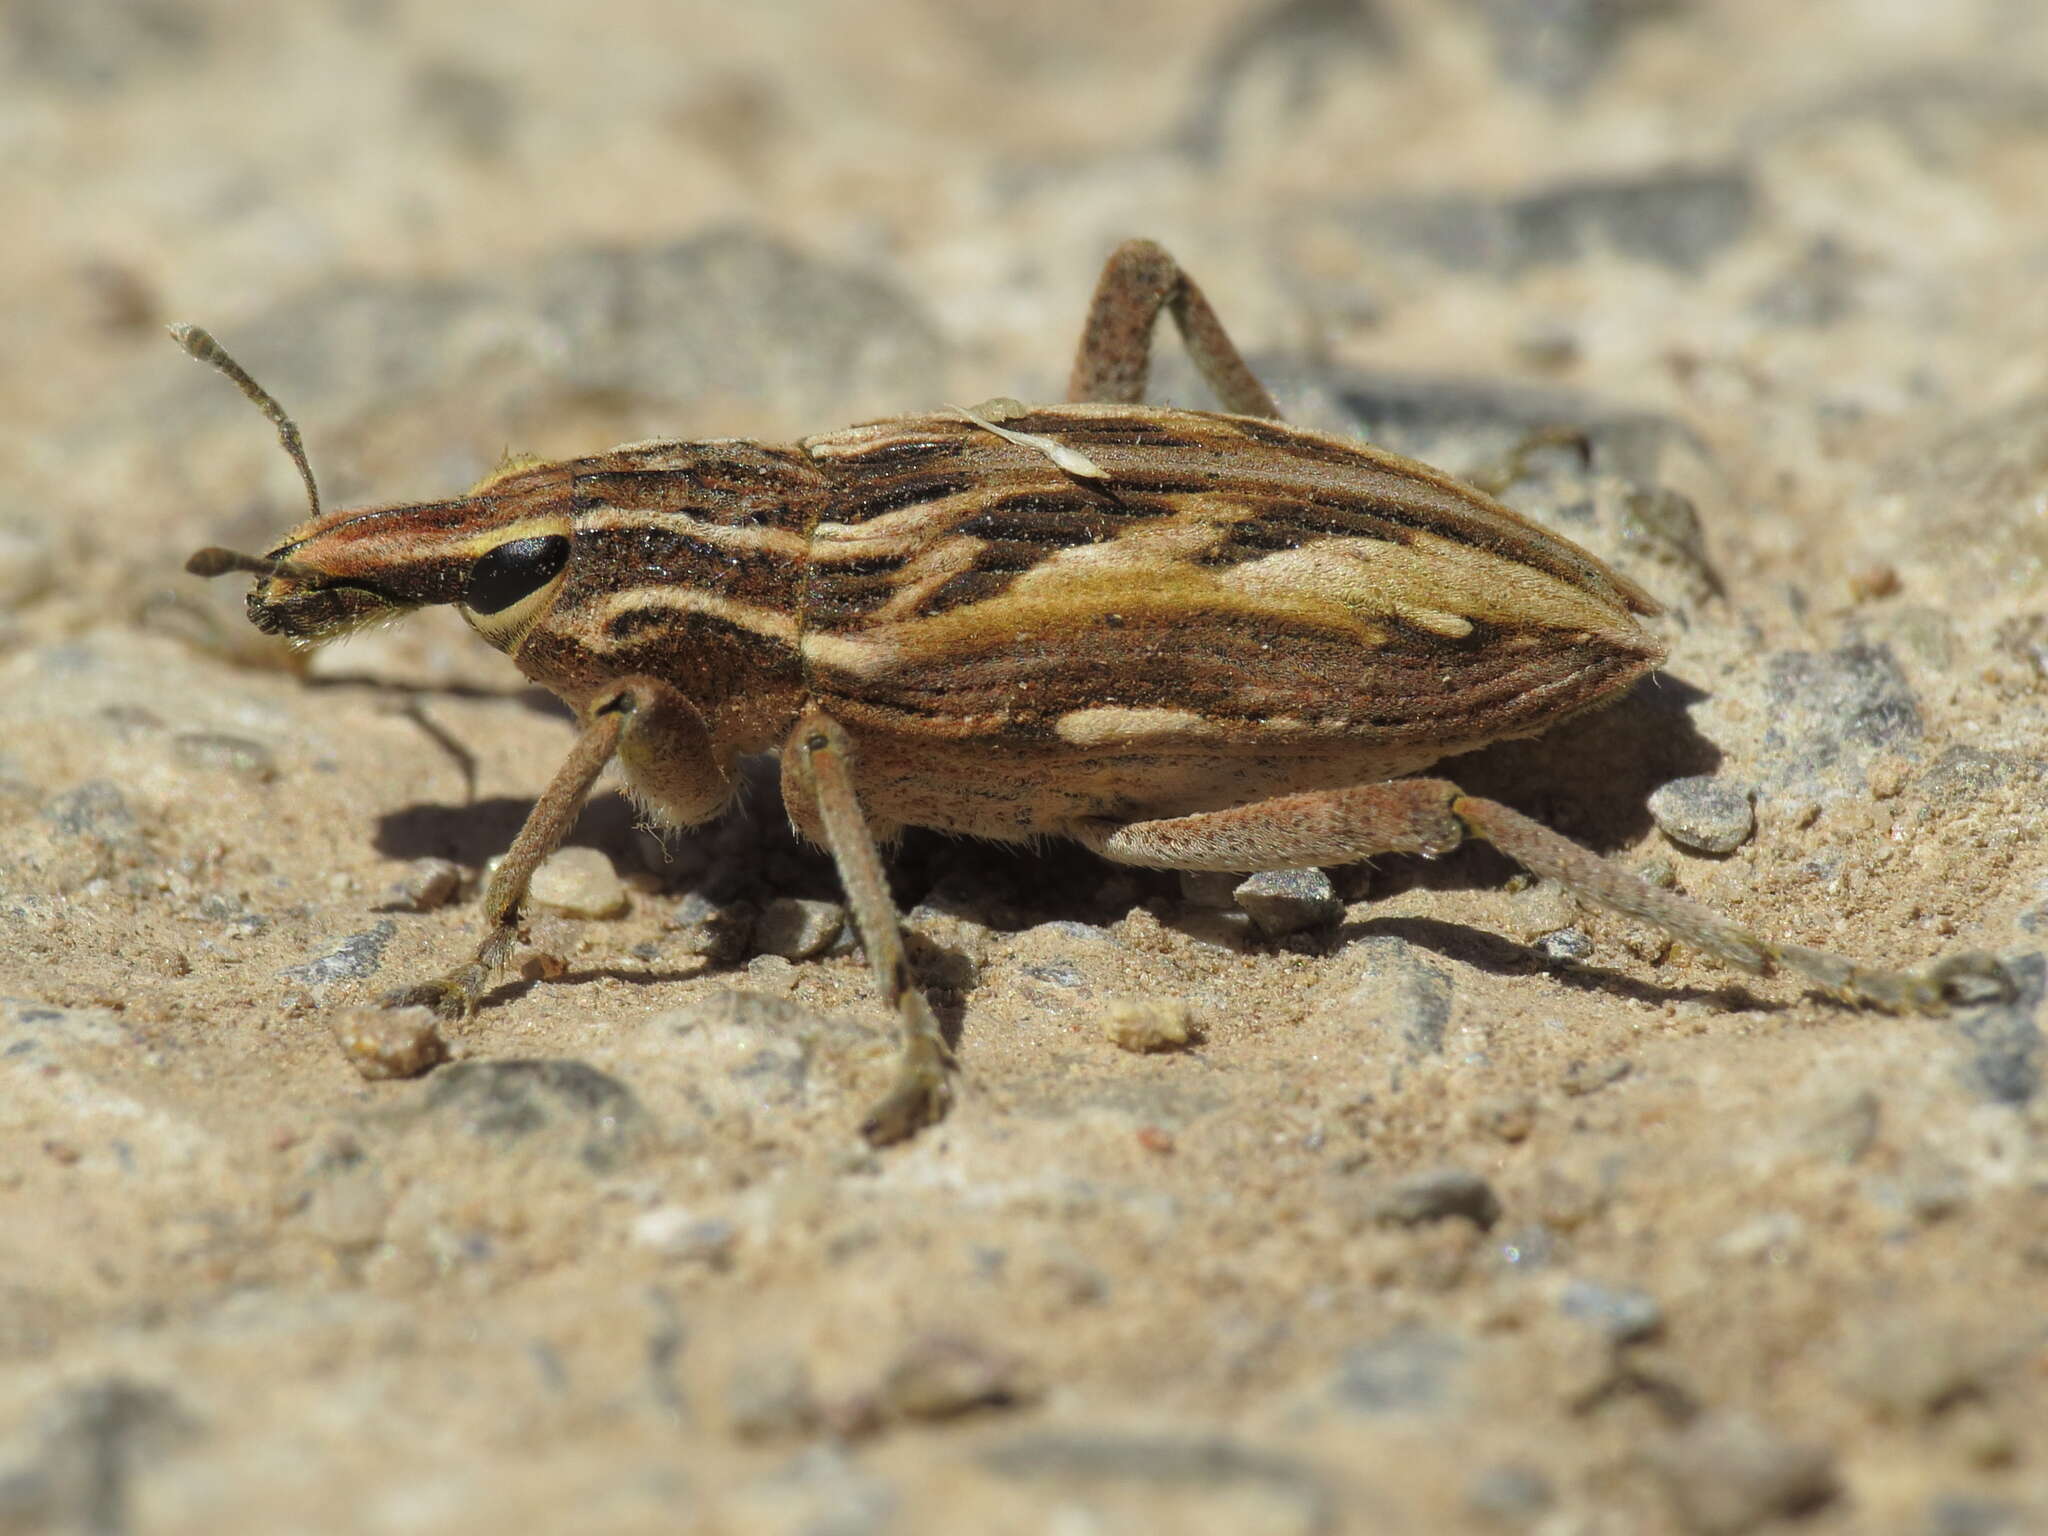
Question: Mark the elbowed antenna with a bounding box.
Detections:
[170,321,322,521]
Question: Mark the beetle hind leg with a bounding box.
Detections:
[1068,238,1281,419]
[1075,778,2012,1014]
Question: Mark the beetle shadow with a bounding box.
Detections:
[375,789,648,869]
[1431,670,1720,858]
[1339,914,1780,1014]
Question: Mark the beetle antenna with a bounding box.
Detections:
[169,322,321,520]
[184,547,323,581]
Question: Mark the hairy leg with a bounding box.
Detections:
[384,677,720,1019]
[1068,238,1282,419]
[1075,777,2010,1013]
[784,710,954,1145]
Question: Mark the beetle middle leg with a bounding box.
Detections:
[784,710,954,1146]
[1074,778,2011,1014]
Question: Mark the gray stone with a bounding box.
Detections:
[1918,746,2048,808]
[1233,867,1341,938]
[1649,1411,1838,1534]
[1371,1169,1502,1230]
[1761,643,1921,794]
[751,896,844,960]
[1559,1278,1663,1344]
[1647,775,1756,854]
[282,921,396,989]
[1949,952,2043,1105]
[3,0,210,90]
[1537,926,1594,963]
[419,1059,649,1172]
[1924,1495,2023,1536]
[169,731,277,783]
[1334,1325,1467,1413]
[1463,0,1668,99]
[1325,936,1453,1056]
[1,997,127,1052]
[42,780,133,839]
[641,989,876,1119]
[666,890,756,961]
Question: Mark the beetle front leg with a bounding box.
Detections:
[1068,238,1282,419]
[383,677,723,1021]
[784,710,954,1146]
[1075,779,2012,1014]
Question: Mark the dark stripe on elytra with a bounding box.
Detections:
[916,569,1024,618]
[804,550,915,626]
[1226,416,1379,468]
[999,415,1218,454]
[821,434,959,470]
[954,492,1142,546]
[817,469,975,525]
[568,523,802,611]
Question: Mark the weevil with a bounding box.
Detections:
[180,239,2009,1143]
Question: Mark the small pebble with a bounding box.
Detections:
[1649,1411,1837,1534]
[1647,776,1756,854]
[1558,1278,1663,1344]
[170,732,278,783]
[329,1006,447,1080]
[667,890,756,960]
[384,857,464,913]
[1470,1094,1537,1143]
[1233,868,1341,938]
[751,896,845,960]
[1560,1057,1631,1096]
[633,1207,738,1266]
[1537,927,1593,963]
[1099,996,1193,1053]
[876,1332,1032,1421]
[526,847,629,918]
[1371,1169,1502,1230]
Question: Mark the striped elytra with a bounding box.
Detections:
[235,401,1664,840]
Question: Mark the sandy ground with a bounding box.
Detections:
[3,1,2047,1531]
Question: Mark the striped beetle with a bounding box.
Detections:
[182,240,2007,1143]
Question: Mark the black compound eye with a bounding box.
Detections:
[463,534,570,614]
